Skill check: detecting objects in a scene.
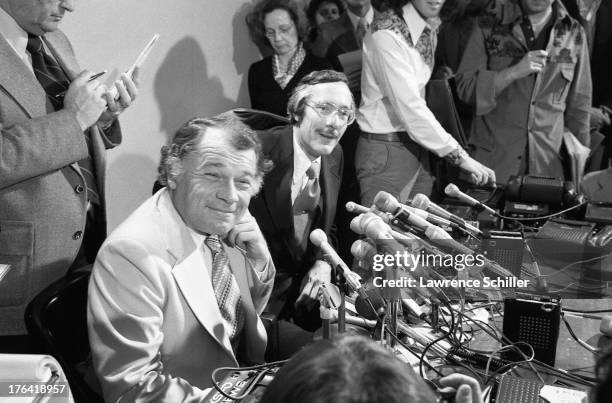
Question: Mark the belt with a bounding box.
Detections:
[360,131,405,142]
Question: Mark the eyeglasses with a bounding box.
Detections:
[304,101,355,125]
[265,24,295,38]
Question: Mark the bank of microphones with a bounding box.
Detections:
[308,187,522,360]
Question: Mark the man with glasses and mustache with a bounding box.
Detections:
[249,70,353,353]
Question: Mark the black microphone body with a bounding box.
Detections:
[412,194,483,237]
[413,193,467,226]
[374,192,453,240]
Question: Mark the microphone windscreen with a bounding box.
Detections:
[411,194,430,210]
[373,191,400,213]
[444,183,461,198]
[354,283,386,320]
[309,229,327,247]
[350,215,366,235]
[350,239,377,261]
[345,201,369,214]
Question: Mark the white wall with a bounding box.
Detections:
[61,0,262,230]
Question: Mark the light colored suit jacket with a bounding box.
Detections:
[88,189,274,403]
[0,29,121,335]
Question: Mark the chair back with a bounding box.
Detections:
[25,268,103,403]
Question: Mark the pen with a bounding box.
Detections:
[55,70,107,98]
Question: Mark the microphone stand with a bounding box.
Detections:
[334,263,349,334]
[387,300,399,348]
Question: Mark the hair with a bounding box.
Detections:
[286,69,354,125]
[246,0,310,52]
[260,335,437,403]
[157,112,272,191]
[306,0,345,25]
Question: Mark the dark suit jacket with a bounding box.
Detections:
[247,52,331,117]
[0,30,121,335]
[249,125,343,318]
[311,14,357,59]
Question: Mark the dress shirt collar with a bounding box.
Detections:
[292,130,321,186]
[347,6,374,30]
[0,7,29,62]
[187,226,208,252]
[401,2,440,45]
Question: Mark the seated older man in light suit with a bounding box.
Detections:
[87,113,275,402]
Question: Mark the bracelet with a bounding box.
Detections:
[444,146,468,166]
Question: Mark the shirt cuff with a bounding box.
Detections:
[252,258,273,283]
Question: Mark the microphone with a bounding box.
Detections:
[321,306,378,328]
[354,284,386,320]
[351,198,454,229]
[444,184,496,216]
[346,201,393,224]
[350,239,377,261]
[402,298,425,320]
[310,229,363,294]
[351,213,450,303]
[373,191,453,240]
[412,194,483,237]
[350,213,395,239]
[406,206,455,229]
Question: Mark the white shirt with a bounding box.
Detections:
[0,7,34,74]
[347,6,374,30]
[291,130,321,205]
[357,2,458,157]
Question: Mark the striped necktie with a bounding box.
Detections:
[355,17,368,46]
[205,235,245,342]
[26,35,100,205]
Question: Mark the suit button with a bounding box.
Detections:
[73,231,83,240]
[75,185,84,193]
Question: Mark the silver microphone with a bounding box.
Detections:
[444,184,496,216]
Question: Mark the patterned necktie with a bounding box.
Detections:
[355,17,368,46]
[27,35,100,205]
[205,235,244,342]
[293,160,321,214]
[415,26,434,69]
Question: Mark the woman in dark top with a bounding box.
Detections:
[247,0,331,117]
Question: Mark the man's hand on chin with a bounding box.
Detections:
[227,211,270,272]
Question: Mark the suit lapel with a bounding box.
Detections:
[158,191,234,357]
[0,34,47,118]
[320,149,341,231]
[43,32,101,188]
[341,13,359,48]
[264,127,294,235]
[44,31,80,80]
